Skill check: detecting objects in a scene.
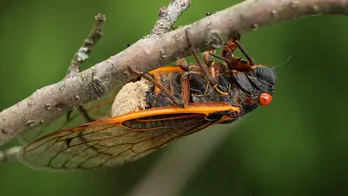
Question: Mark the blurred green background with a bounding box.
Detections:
[1,0,348,196]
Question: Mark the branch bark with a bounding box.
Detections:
[150,0,191,35]
[0,0,347,146]
[66,13,106,78]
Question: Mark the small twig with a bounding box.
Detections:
[66,13,106,78]
[66,13,106,123]
[0,146,21,164]
[0,14,106,165]
[150,0,191,35]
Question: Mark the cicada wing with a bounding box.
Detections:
[19,112,214,171]
[19,90,118,145]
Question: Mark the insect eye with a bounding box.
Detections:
[259,93,272,106]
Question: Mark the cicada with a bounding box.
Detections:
[19,30,276,170]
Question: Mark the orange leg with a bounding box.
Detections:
[185,28,218,87]
[128,67,184,108]
[233,40,255,66]
[222,40,238,59]
[210,37,257,72]
[203,50,215,67]
[177,58,189,71]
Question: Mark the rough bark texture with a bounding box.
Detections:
[150,0,192,35]
[0,0,347,145]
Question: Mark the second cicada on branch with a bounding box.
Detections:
[19,30,276,171]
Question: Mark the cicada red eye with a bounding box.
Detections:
[259,93,272,106]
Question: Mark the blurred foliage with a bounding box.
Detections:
[1,0,348,196]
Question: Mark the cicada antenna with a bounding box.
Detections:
[272,56,292,70]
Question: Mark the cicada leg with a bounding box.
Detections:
[128,66,185,108]
[177,58,189,71]
[184,28,218,87]
[203,49,216,67]
[222,40,238,60]
[211,36,258,72]
[185,29,231,96]
[233,39,255,66]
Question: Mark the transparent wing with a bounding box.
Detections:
[19,111,214,171]
[19,90,118,145]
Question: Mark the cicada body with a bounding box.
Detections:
[19,36,276,170]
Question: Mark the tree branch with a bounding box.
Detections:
[66,13,106,78]
[0,13,107,164]
[150,0,191,35]
[0,0,347,146]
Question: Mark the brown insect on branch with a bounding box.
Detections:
[0,0,347,156]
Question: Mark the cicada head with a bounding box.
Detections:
[232,65,276,113]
